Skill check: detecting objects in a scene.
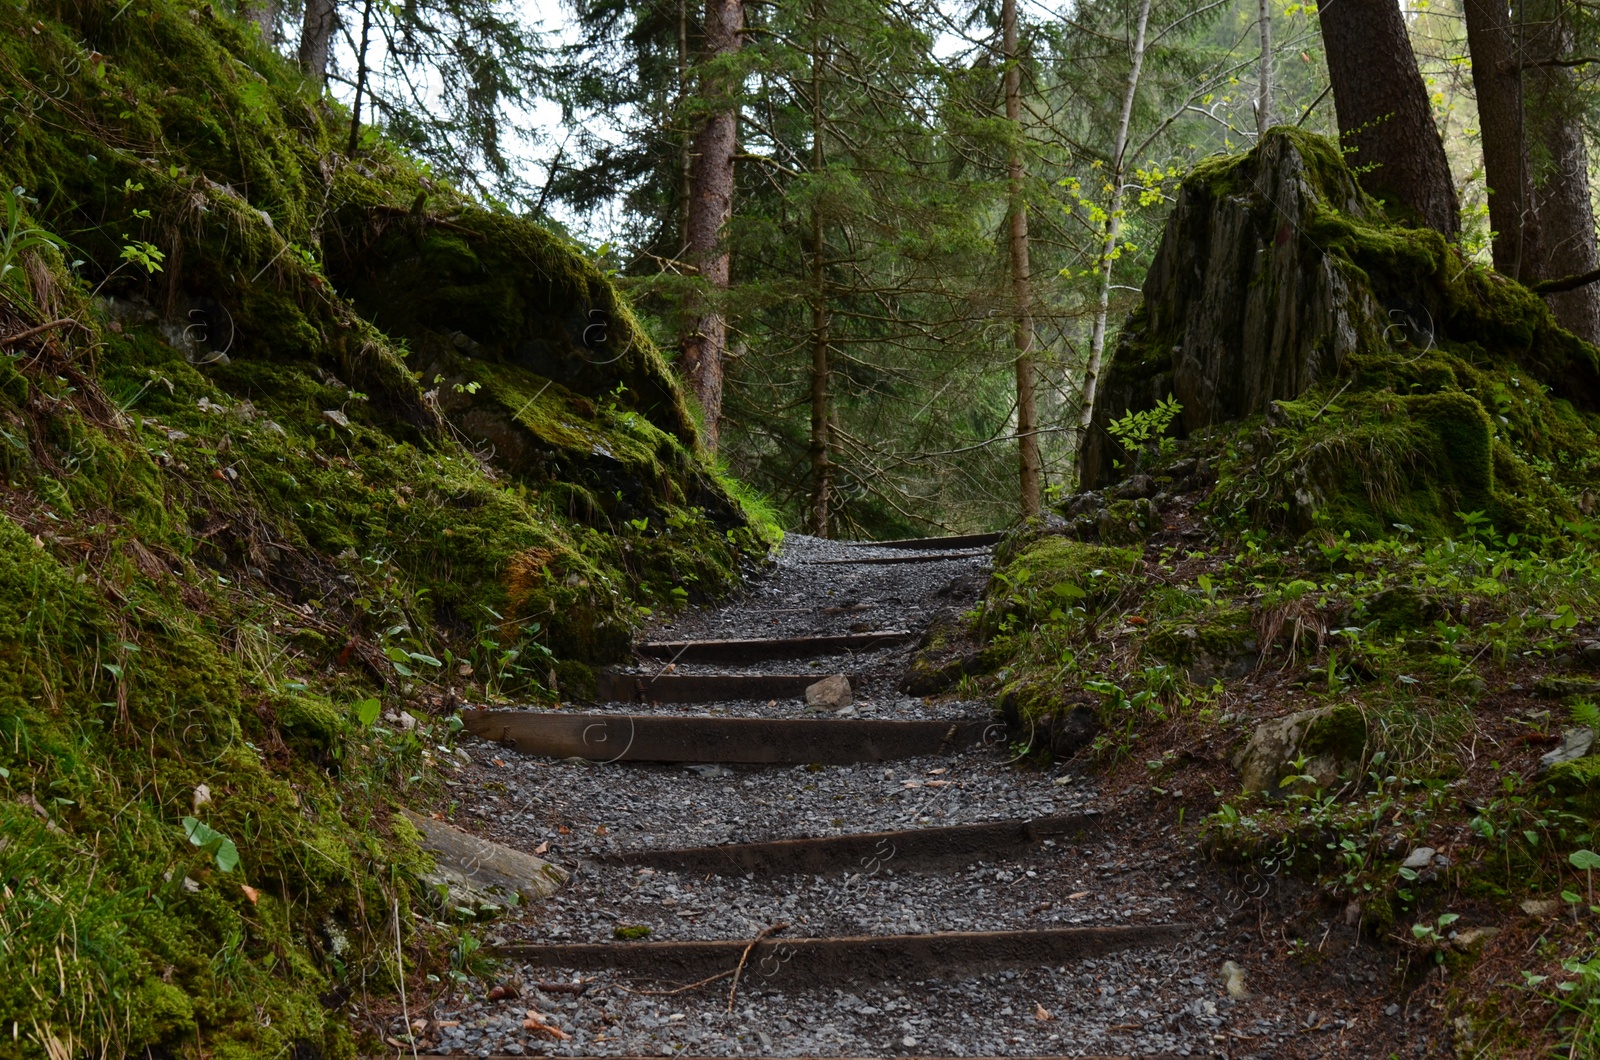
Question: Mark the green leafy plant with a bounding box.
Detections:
[0,187,62,293]
[182,816,240,873]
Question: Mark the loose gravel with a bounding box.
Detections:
[412,535,1391,1059]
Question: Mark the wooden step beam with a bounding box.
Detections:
[490,924,1190,984]
[461,710,997,764]
[635,630,914,663]
[594,813,1100,875]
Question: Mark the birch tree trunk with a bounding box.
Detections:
[1003,0,1041,518]
[1074,0,1152,451]
[298,0,338,82]
[1255,0,1272,134]
[1463,0,1539,280]
[680,0,745,451]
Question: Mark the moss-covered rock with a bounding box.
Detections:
[980,534,1141,637]
[1081,128,1600,543]
[1145,607,1258,679]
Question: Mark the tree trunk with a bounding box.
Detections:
[1315,0,1458,236]
[1256,0,1272,134]
[680,0,744,451]
[806,34,832,538]
[1521,1,1600,342]
[1003,0,1040,518]
[239,0,279,42]
[347,0,375,155]
[1463,0,1539,280]
[298,0,338,82]
[1075,0,1152,451]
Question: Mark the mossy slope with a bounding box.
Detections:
[0,4,771,1057]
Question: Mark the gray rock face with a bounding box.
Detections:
[1231,705,1363,795]
[402,810,569,919]
[1539,727,1596,773]
[1081,130,1386,489]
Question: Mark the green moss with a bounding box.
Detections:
[1362,586,1447,635]
[613,924,652,940]
[982,534,1140,637]
[1301,703,1368,761]
[1146,607,1254,665]
[1547,755,1600,796]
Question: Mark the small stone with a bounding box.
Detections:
[1521,898,1560,917]
[901,1036,918,1048]
[322,408,350,428]
[1451,927,1499,952]
[1384,1004,1400,1017]
[1220,960,1247,999]
[1401,847,1436,870]
[1582,641,1600,665]
[804,674,853,711]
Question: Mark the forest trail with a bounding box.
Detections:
[404,534,1412,1060]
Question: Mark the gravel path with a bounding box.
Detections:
[412,536,1386,1059]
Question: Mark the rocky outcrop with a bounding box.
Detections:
[1081,129,1386,488]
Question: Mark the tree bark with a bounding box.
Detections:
[1256,0,1272,134]
[347,0,375,155]
[680,0,744,451]
[298,0,338,82]
[1463,0,1539,280]
[1003,0,1041,518]
[805,30,832,538]
[1076,0,1152,451]
[1521,1,1600,342]
[1315,0,1459,236]
[238,0,279,42]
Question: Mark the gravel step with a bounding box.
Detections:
[844,532,1002,550]
[461,711,997,764]
[595,672,864,704]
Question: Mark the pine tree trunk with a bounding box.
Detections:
[1521,2,1600,342]
[806,36,832,538]
[1256,0,1272,134]
[680,0,744,451]
[347,0,374,155]
[1003,0,1040,518]
[1464,0,1539,280]
[1316,0,1458,236]
[298,0,338,81]
[239,0,279,42]
[1075,0,1152,452]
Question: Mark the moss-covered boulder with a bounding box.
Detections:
[980,535,1142,637]
[1079,128,1600,542]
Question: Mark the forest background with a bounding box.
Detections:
[236,0,1600,539]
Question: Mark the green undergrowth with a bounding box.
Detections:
[0,3,777,1057]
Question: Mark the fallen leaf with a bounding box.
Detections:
[557,825,571,835]
[1068,891,1090,899]
[902,780,922,788]
[522,1014,570,1040]
[1125,615,1147,626]
[1033,1002,1054,1021]
[594,824,608,835]
[927,768,948,775]
[925,780,950,788]
[534,840,550,855]
[492,757,506,767]
[192,783,212,811]
[240,884,260,904]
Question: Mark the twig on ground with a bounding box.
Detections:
[727,921,789,1013]
[2,318,81,346]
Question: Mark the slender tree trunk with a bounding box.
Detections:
[1521,1,1600,342]
[298,0,338,82]
[239,0,279,42]
[347,0,374,155]
[1003,0,1041,518]
[1315,0,1458,236]
[677,0,693,254]
[806,33,832,538]
[1256,0,1272,134]
[1075,0,1152,448]
[1464,0,1540,280]
[680,0,744,451]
